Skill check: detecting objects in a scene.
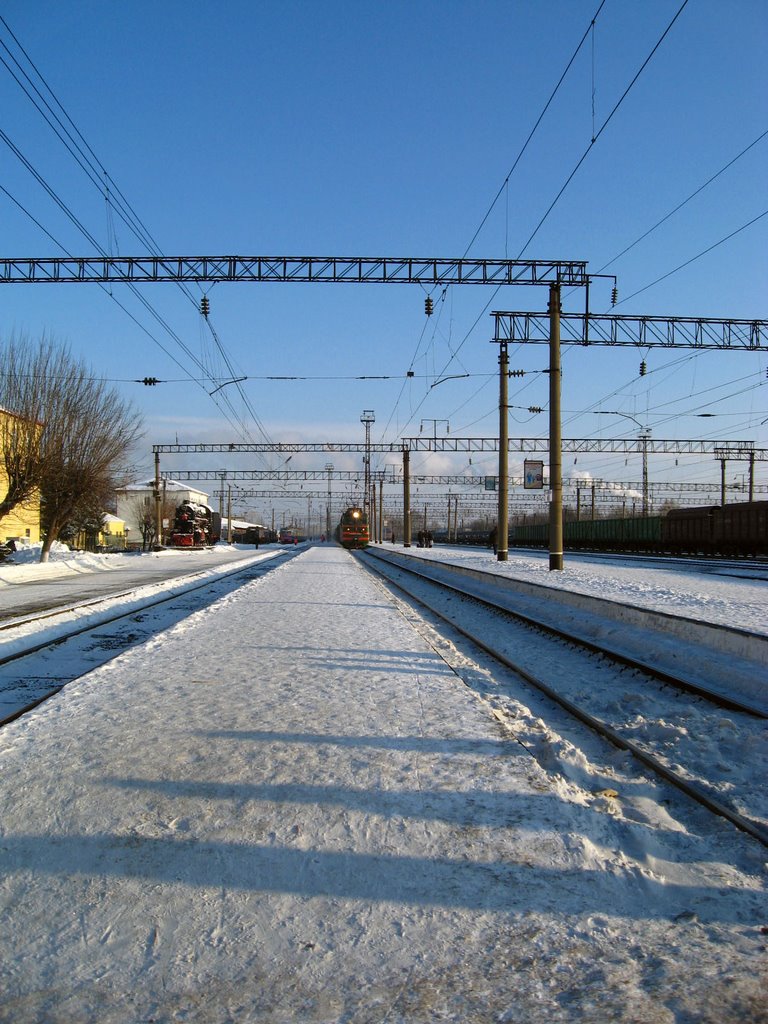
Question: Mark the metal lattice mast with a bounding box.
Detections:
[360,411,375,513]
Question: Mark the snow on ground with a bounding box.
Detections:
[0,539,269,588]
[0,545,766,1022]
[397,543,768,636]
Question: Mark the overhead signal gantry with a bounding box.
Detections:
[491,303,768,567]
[5,252,764,566]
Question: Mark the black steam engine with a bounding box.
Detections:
[169,502,220,548]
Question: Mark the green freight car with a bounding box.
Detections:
[510,515,663,552]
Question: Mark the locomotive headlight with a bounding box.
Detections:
[352,510,360,519]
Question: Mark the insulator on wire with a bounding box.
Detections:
[424,296,433,316]
[509,369,525,377]
[611,286,618,305]
[639,360,647,377]
[201,295,210,318]
[139,377,160,386]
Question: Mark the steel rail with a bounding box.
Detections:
[364,550,765,717]
[360,549,768,849]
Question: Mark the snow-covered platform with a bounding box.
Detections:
[0,546,765,1023]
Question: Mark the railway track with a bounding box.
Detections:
[361,547,768,849]
[0,550,293,728]
[443,544,768,582]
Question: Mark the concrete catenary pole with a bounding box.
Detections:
[153,451,163,548]
[403,447,411,547]
[497,340,509,561]
[549,282,564,571]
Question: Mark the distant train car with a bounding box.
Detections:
[279,527,304,545]
[230,524,266,545]
[663,501,767,557]
[169,502,220,547]
[506,501,767,558]
[337,507,369,549]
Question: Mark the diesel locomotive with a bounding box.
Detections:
[337,507,369,549]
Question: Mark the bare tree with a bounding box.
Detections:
[0,335,65,523]
[0,334,144,561]
[38,366,143,562]
[123,492,177,550]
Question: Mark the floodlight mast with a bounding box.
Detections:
[360,411,375,514]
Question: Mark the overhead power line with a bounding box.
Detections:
[518,0,691,257]
[595,128,768,275]
[0,14,272,454]
[617,209,768,306]
[462,0,608,259]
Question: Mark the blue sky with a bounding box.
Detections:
[1,1,766,522]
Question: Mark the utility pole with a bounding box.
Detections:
[549,282,563,571]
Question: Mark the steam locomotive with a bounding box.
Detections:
[168,501,221,548]
[337,507,369,549]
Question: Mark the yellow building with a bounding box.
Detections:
[99,513,127,550]
[73,513,127,552]
[0,407,41,544]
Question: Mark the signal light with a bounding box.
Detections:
[425,296,433,316]
[201,295,210,318]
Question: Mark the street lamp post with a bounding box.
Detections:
[597,411,651,516]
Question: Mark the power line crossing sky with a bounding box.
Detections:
[0,0,766,515]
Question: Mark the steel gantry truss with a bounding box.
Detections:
[9,253,758,563]
[153,442,404,455]
[490,305,767,566]
[493,311,768,350]
[153,438,765,457]
[0,249,592,556]
[199,475,768,491]
[403,437,765,457]
[0,255,590,287]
